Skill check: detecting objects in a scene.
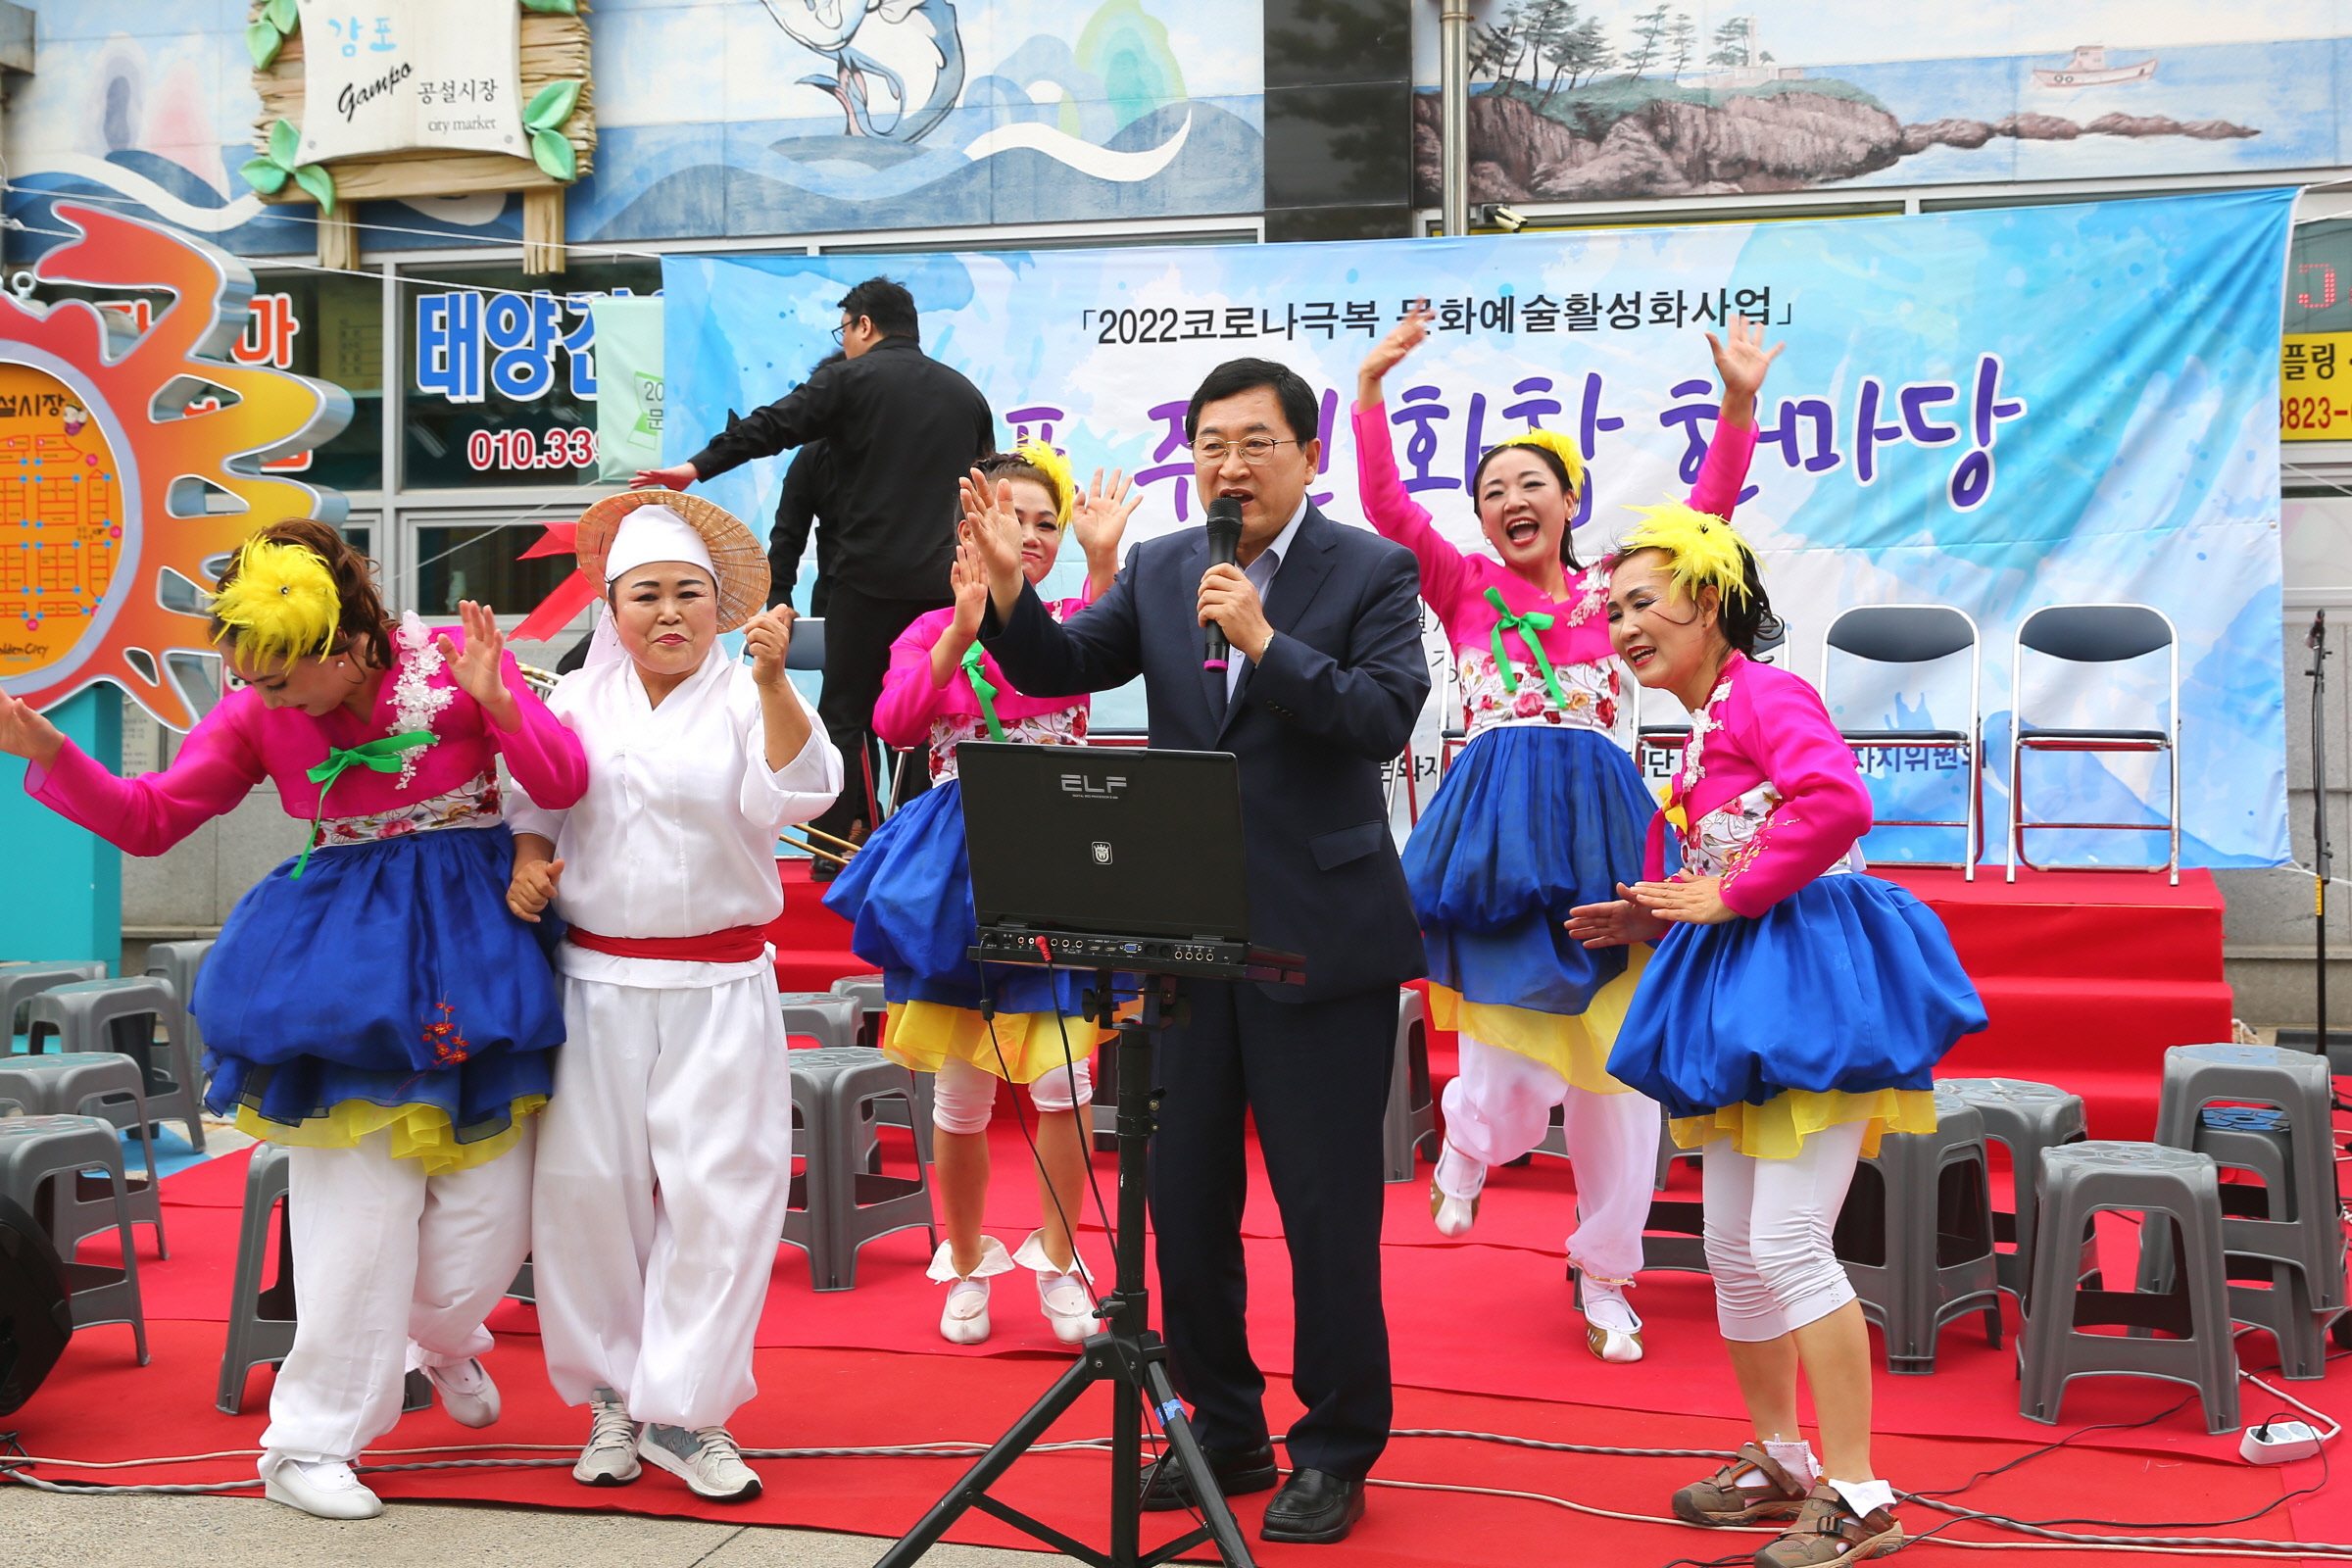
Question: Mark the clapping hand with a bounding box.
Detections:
[1565,884,1670,949]
[1629,874,1738,925]
[435,601,521,730]
[1072,467,1142,564]
[959,468,1028,604]
[1706,314,1784,427]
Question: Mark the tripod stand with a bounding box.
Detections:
[874,970,1260,1568]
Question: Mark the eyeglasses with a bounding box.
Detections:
[829,323,848,344]
[1189,437,1297,465]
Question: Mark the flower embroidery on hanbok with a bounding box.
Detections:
[1454,646,1614,739]
[312,772,502,849]
[422,1000,472,1066]
[928,707,1088,781]
[387,612,456,788]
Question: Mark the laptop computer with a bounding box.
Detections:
[956,742,1302,984]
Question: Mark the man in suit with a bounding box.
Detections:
[968,358,1429,1545]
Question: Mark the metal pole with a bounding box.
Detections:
[2312,610,2330,1054]
[1438,0,1471,239]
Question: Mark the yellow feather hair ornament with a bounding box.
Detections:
[1486,427,1587,497]
[1013,438,1076,523]
[1616,500,1758,606]
[208,538,342,665]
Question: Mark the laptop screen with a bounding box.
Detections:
[956,743,1253,942]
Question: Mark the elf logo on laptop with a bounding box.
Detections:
[1059,773,1127,798]
[1092,842,1112,864]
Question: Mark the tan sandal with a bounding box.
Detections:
[1752,1483,1904,1566]
[1669,1443,1810,1527]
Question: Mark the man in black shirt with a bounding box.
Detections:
[637,278,996,860]
[769,440,836,615]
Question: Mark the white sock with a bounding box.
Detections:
[1763,1439,1819,1492]
[1434,1142,1487,1200]
[1830,1477,1895,1519]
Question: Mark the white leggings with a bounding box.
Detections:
[1701,1120,1868,1342]
[931,1053,1093,1135]
[1438,1035,1662,1283]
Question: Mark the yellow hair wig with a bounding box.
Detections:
[1012,438,1076,523]
[1485,427,1587,497]
[209,538,342,665]
[1617,500,1758,606]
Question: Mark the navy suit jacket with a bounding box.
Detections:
[981,505,1432,1004]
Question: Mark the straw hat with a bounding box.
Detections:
[574,489,771,632]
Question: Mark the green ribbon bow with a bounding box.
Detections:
[959,644,1006,743]
[1484,587,1566,711]
[293,731,436,880]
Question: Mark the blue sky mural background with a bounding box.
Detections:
[666,190,2293,868]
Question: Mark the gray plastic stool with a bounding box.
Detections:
[1942,1078,2089,1303]
[2154,1045,2341,1310]
[219,1144,296,1414]
[0,961,108,1043]
[829,974,887,1050]
[783,1047,937,1291]
[2020,1141,2239,1434]
[0,1053,165,1255]
[22,978,204,1153]
[780,993,861,1053]
[1383,988,1437,1183]
[142,938,216,1091]
[0,1114,149,1364]
[1835,1085,2002,1373]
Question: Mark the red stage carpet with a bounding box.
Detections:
[24,1106,2347,1565]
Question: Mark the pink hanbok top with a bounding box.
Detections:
[873,598,1092,783]
[27,621,587,856]
[1643,652,1873,917]
[1354,404,1757,738]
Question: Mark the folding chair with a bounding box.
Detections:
[2005,604,2180,886]
[1820,605,1983,878]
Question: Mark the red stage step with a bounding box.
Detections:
[1875,865,2233,1138]
[766,859,873,995]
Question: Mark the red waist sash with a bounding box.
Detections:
[565,924,770,963]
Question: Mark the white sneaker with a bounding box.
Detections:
[640,1423,761,1501]
[929,1236,1014,1346]
[1013,1230,1097,1346]
[262,1454,384,1520]
[574,1390,642,1487]
[1580,1276,1645,1364]
[422,1356,500,1428]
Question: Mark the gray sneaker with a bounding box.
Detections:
[573,1390,643,1487]
[641,1422,761,1501]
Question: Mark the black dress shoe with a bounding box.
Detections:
[1258,1468,1366,1544]
[1138,1442,1279,1512]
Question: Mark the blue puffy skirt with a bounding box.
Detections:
[1606,874,1987,1121]
[195,823,564,1149]
[1402,725,1657,1016]
[820,778,1086,1017]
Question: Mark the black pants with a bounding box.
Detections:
[814,582,953,844]
[1150,980,1396,1480]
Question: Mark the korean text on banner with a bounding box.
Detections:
[661,190,2295,870]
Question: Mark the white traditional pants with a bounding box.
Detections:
[532,974,792,1431]
[261,1123,536,1464]
[1701,1120,1869,1342]
[1437,1035,1661,1283]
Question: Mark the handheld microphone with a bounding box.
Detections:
[1202,497,1246,670]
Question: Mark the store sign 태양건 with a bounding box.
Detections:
[295,0,525,165]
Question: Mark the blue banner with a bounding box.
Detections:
[665,189,2294,869]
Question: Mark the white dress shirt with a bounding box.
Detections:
[1227,497,1308,698]
[508,649,844,989]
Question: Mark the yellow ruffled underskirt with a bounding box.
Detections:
[236,1094,549,1176]
[1426,946,1649,1095]
[1670,1088,1940,1160]
[881,1000,1111,1085]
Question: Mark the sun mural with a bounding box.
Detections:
[0,204,348,731]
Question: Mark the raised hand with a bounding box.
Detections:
[1072,467,1141,599]
[948,540,990,638]
[1565,883,1671,948]
[959,467,1028,613]
[742,607,798,691]
[1357,307,1433,407]
[1705,314,1785,428]
[0,690,66,768]
[435,601,521,731]
[631,463,698,491]
[509,855,564,922]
